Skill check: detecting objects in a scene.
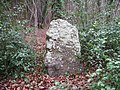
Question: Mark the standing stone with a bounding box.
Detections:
[45,19,81,76]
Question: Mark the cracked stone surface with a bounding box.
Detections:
[45,19,81,76]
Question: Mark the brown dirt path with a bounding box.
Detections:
[35,28,48,52]
[24,28,48,52]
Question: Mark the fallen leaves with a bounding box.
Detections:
[1,73,90,90]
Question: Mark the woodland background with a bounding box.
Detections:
[0,0,120,90]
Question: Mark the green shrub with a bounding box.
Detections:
[78,18,120,89]
[66,0,120,89]
[0,1,36,79]
[0,22,35,79]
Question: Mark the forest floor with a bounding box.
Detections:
[1,28,91,90]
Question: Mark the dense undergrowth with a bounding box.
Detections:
[0,22,35,79]
[0,30,35,79]
[78,18,120,89]
[69,1,120,89]
[0,2,36,79]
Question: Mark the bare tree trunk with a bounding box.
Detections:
[113,0,120,18]
[101,0,106,22]
[97,0,101,13]
[85,0,88,27]
[64,0,76,13]
[32,0,38,30]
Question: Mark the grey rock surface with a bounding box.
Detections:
[45,19,81,76]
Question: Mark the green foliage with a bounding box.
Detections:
[80,19,119,65]
[79,18,120,89]
[0,1,35,79]
[51,0,65,19]
[0,28,35,78]
[49,81,67,90]
[66,0,120,89]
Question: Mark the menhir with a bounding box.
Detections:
[45,19,81,76]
